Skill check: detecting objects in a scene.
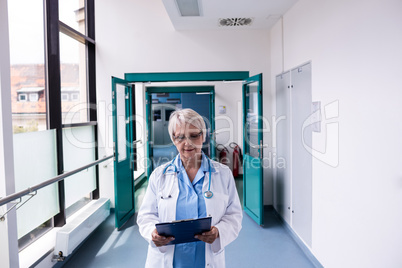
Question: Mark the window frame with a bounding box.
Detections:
[9,0,97,250]
[44,0,97,227]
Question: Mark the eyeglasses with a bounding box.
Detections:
[173,131,203,143]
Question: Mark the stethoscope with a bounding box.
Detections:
[162,155,213,199]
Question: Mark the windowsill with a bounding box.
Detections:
[18,200,103,268]
[19,227,60,268]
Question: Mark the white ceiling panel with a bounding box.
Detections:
[162,0,299,30]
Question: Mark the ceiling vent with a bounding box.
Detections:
[175,0,201,16]
[219,18,253,27]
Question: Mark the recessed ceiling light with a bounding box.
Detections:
[175,0,201,16]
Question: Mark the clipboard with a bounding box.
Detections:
[155,216,212,245]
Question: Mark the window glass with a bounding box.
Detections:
[153,110,161,121]
[59,0,86,35]
[29,93,39,102]
[13,130,59,239]
[165,109,175,121]
[71,93,79,101]
[60,32,88,124]
[8,0,46,133]
[246,84,260,157]
[116,85,127,162]
[18,94,27,102]
[63,126,96,208]
[134,84,145,180]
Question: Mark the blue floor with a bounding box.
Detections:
[62,207,315,268]
[61,178,315,267]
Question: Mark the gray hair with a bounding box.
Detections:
[168,108,206,143]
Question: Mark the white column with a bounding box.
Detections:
[0,0,19,267]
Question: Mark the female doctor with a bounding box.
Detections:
[137,108,242,268]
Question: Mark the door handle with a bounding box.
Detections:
[210,131,216,139]
[132,140,142,147]
[250,141,268,158]
[260,140,268,149]
[259,140,268,158]
[250,141,268,149]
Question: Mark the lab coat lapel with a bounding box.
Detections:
[162,172,179,222]
[203,162,219,223]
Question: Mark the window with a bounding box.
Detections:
[165,109,175,121]
[58,0,96,126]
[18,94,28,102]
[153,109,162,121]
[61,93,69,101]
[60,32,88,124]
[29,93,39,102]
[54,0,98,221]
[8,0,46,133]
[59,0,86,35]
[71,93,79,101]
[6,0,97,251]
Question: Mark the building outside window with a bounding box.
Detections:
[60,0,89,125]
[8,0,46,133]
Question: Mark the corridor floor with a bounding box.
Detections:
[62,207,315,268]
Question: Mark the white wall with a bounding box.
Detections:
[270,0,402,267]
[96,0,273,206]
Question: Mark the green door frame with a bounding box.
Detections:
[124,71,249,177]
[125,72,249,83]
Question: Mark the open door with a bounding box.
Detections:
[243,73,265,226]
[209,90,216,159]
[112,77,135,229]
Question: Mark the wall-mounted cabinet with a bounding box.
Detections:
[275,62,312,247]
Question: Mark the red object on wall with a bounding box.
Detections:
[216,144,230,166]
[229,142,243,177]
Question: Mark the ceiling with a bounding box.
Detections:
[161,0,299,30]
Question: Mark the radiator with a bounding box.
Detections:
[54,198,110,257]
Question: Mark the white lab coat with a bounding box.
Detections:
[137,157,243,268]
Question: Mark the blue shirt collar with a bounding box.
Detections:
[175,151,215,173]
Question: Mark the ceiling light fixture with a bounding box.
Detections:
[175,0,201,16]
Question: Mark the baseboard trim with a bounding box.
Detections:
[271,207,324,268]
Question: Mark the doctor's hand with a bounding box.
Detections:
[195,226,219,244]
[151,228,175,247]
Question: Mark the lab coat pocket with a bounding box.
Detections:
[156,192,168,220]
[213,247,224,256]
[208,192,229,225]
[212,247,225,267]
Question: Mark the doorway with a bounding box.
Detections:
[146,86,215,172]
[112,71,270,228]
